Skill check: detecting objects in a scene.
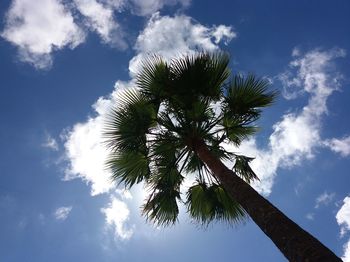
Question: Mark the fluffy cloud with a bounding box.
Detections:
[101,196,133,240]
[212,24,236,44]
[63,80,134,196]
[2,0,193,68]
[314,191,335,208]
[63,110,115,196]
[129,13,236,75]
[237,48,346,195]
[1,0,85,69]
[73,0,126,48]
[323,136,350,157]
[54,206,73,220]
[336,196,350,237]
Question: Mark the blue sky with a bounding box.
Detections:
[1,0,350,261]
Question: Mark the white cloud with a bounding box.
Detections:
[342,240,350,262]
[1,0,85,69]
[2,0,193,68]
[336,196,350,237]
[236,48,346,195]
[129,12,236,76]
[42,133,59,151]
[101,196,133,240]
[212,25,236,44]
[73,0,126,48]
[315,191,335,208]
[63,112,115,196]
[336,196,350,261]
[62,82,135,196]
[54,206,73,220]
[115,189,133,200]
[323,136,350,157]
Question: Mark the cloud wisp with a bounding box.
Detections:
[315,191,336,209]
[306,213,314,221]
[129,0,190,16]
[42,132,59,151]
[323,136,350,157]
[54,206,73,221]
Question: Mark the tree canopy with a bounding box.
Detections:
[103,52,276,226]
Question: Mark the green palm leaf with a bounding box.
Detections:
[136,55,170,105]
[224,74,277,124]
[220,74,277,145]
[169,52,230,107]
[233,155,259,183]
[104,89,156,152]
[186,182,247,225]
[143,163,184,226]
[106,150,150,188]
[142,189,180,226]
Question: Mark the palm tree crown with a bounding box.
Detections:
[103,52,342,261]
[104,52,276,226]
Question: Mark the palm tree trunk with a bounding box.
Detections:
[193,138,341,262]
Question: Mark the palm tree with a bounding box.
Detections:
[103,52,341,261]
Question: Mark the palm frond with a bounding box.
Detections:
[136,55,170,106]
[142,132,185,226]
[103,89,155,152]
[149,135,186,192]
[106,150,150,188]
[142,189,180,226]
[169,52,230,107]
[206,52,231,97]
[223,74,277,124]
[221,116,258,146]
[219,75,277,145]
[233,155,259,183]
[184,151,205,174]
[186,182,247,225]
[143,161,184,226]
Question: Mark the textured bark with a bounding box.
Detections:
[193,138,341,262]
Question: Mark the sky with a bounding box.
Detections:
[0,0,350,261]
